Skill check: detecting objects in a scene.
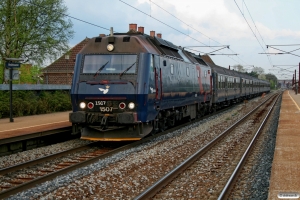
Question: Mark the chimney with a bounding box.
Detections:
[150,31,155,37]
[99,34,106,37]
[129,23,137,32]
[138,26,144,34]
[157,33,162,38]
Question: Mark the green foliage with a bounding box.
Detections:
[0,0,74,81]
[18,65,44,84]
[245,71,259,78]
[269,79,277,90]
[0,62,3,83]
[265,73,278,90]
[0,90,71,119]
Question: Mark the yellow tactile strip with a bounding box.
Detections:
[268,90,300,200]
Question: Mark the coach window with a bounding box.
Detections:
[170,64,174,75]
[228,77,230,88]
[222,76,224,88]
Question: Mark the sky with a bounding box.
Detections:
[63,0,300,80]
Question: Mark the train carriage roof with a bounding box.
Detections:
[206,62,265,82]
[206,63,241,77]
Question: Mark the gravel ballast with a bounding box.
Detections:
[4,96,277,200]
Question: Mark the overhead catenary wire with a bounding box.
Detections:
[147,0,249,66]
[120,0,208,46]
[234,0,273,68]
[23,0,260,70]
[23,0,114,32]
[126,0,254,67]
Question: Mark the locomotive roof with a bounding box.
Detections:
[78,32,211,65]
[78,33,160,55]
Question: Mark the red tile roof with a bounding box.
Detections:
[42,38,90,73]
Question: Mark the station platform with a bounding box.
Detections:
[0,111,71,144]
[268,90,300,199]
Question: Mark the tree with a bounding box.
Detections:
[17,64,43,84]
[265,73,278,89]
[246,71,259,78]
[258,74,266,80]
[265,73,277,82]
[0,0,74,83]
[252,66,264,74]
[232,64,246,72]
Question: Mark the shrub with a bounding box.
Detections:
[0,90,71,119]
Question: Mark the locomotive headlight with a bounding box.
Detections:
[128,102,135,109]
[79,102,86,109]
[107,44,114,51]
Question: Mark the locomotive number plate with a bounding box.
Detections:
[100,107,113,112]
[95,101,106,106]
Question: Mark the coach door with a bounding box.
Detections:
[154,55,162,106]
[225,76,228,99]
[234,78,237,97]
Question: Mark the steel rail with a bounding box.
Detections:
[0,144,122,199]
[0,143,94,176]
[134,93,278,200]
[217,92,281,200]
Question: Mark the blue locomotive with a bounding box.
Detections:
[69,24,270,141]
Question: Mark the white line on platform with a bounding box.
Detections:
[288,91,300,111]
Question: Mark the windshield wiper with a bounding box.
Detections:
[93,61,109,78]
[119,62,136,79]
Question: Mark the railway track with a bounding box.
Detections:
[134,92,280,199]
[0,142,123,199]
[219,93,281,199]
[2,93,277,199]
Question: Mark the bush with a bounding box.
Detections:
[0,90,71,119]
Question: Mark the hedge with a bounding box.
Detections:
[0,90,72,119]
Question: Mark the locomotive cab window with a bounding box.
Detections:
[197,69,200,78]
[82,54,137,74]
[186,67,190,77]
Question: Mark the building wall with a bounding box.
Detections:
[45,73,73,85]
